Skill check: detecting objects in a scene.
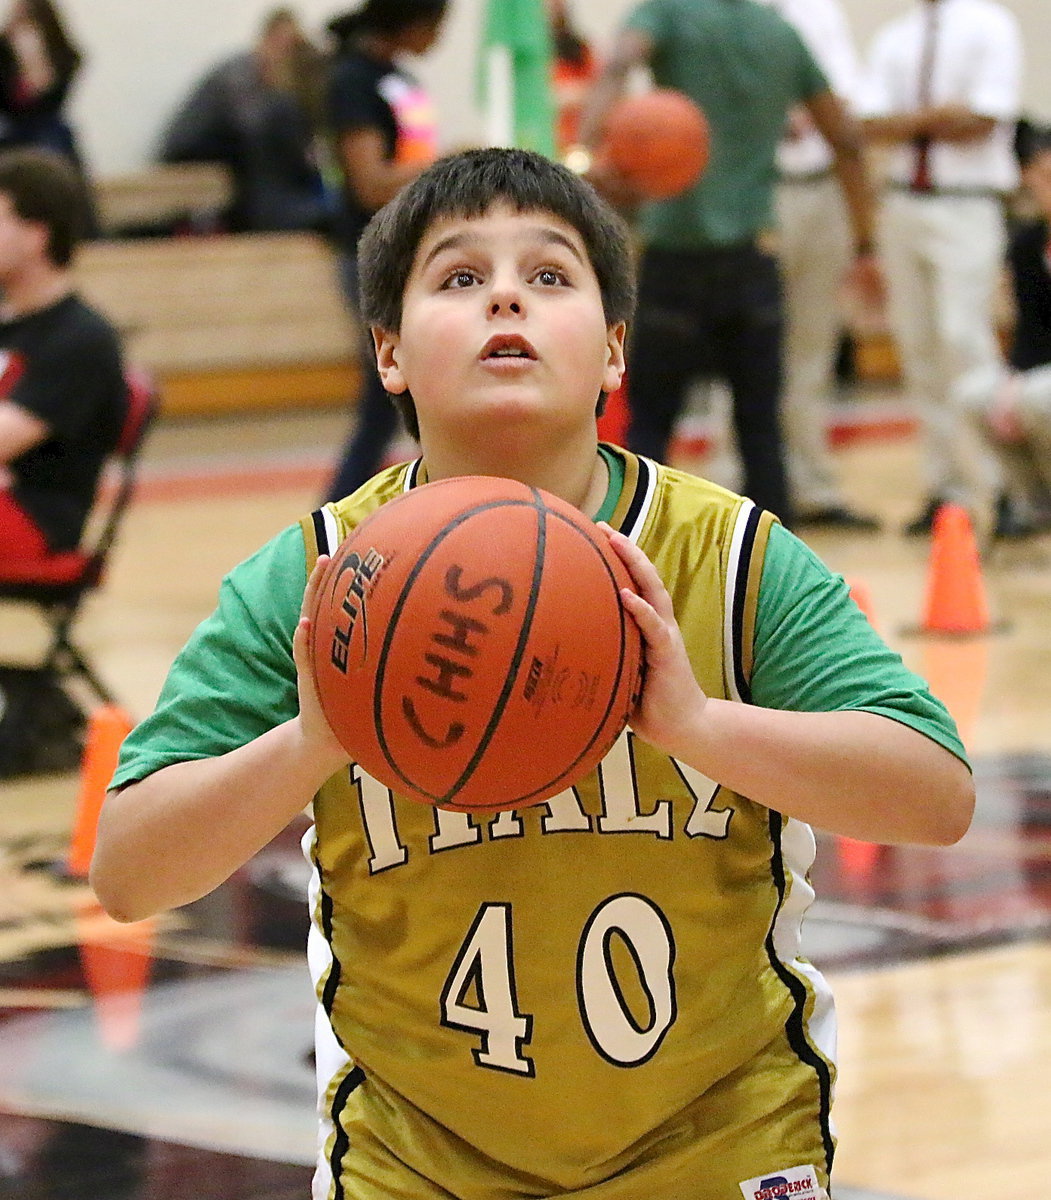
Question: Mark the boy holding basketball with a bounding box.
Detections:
[92,149,973,1200]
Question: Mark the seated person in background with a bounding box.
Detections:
[956,127,1051,538]
[0,0,97,233]
[159,7,332,234]
[0,147,126,575]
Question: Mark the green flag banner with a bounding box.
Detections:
[480,0,557,158]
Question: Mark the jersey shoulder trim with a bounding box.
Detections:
[724,500,777,703]
[301,506,342,572]
[602,446,659,541]
[299,461,421,571]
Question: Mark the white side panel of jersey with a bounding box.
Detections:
[722,499,756,703]
[719,500,838,1103]
[773,814,839,1115]
[303,822,347,1200]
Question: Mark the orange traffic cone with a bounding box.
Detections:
[919,504,991,635]
[65,704,134,878]
[835,834,882,880]
[75,894,154,1052]
[921,638,989,750]
[846,578,878,630]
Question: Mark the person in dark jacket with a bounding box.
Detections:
[159,8,332,234]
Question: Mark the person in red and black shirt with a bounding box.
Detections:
[0,147,125,572]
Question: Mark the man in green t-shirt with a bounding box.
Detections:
[580,0,879,527]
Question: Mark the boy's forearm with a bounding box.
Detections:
[664,702,974,847]
[91,719,343,923]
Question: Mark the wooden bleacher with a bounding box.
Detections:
[74,230,360,418]
[93,162,236,237]
[77,161,1024,423]
[75,162,1018,424]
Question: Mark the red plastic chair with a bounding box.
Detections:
[0,367,158,705]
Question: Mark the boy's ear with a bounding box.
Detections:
[603,322,627,395]
[372,328,408,395]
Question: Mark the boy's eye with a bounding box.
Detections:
[534,267,567,286]
[441,268,479,290]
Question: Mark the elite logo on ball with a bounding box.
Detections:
[328,546,386,673]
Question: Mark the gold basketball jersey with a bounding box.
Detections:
[299,450,834,1200]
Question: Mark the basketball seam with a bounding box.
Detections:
[439,491,548,804]
[500,507,637,807]
[372,495,545,803]
[359,485,639,810]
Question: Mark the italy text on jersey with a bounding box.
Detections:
[354,729,732,875]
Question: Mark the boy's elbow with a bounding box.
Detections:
[929,761,977,846]
[89,856,154,925]
[89,797,161,924]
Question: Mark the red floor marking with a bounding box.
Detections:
[116,403,917,507]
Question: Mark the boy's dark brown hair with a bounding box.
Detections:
[357,147,637,437]
[0,148,87,268]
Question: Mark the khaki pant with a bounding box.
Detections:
[956,361,1051,508]
[879,191,1007,507]
[775,173,853,511]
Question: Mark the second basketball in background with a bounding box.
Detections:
[598,89,711,200]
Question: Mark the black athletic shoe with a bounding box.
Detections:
[902,497,946,537]
[992,492,1037,540]
[795,505,882,532]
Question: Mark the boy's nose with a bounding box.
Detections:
[488,271,525,316]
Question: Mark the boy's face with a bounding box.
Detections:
[0,192,43,279]
[373,203,625,449]
[1024,149,1051,222]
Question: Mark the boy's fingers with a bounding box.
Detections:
[295,556,331,693]
[292,616,311,670]
[598,523,674,619]
[618,587,664,645]
[301,554,331,621]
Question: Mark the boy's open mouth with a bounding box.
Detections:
[481,334,537,361]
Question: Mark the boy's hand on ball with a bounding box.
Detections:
[294,555,352,773]
[598,524,708,757]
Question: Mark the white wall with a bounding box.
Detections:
[60,0,1051,178]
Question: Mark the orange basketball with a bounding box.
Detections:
[601,88,710,200]
[308,476,644,813]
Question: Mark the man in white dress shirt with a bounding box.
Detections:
[859,0,1022,535]
[766,0,879,531]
